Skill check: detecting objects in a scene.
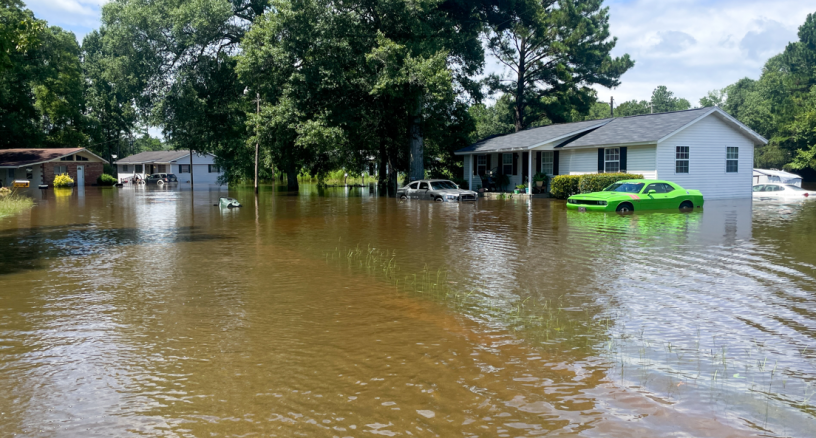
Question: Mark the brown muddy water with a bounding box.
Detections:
[0,184,815,437]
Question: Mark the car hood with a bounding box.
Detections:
[570,191,633,200]
[435,189,476,196]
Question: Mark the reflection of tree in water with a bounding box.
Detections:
[0,224,230,275]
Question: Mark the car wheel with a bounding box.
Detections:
[434,197,443,202]
[399,195,407,200]
[616,202,634,213]
[679,200,694,210]
[157,180,164,185]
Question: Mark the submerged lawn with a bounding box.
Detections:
[0,190,33,219]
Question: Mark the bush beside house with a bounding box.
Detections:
[550,173,644,199]
[97,174,117,186]
[578,173,644,194]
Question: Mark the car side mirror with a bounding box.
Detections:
[648,190,656,195]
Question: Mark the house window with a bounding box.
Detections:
[726,147,738,173]
[54,165,68,174]
[476,155,487,175]
[676,146,689,174]
[179,164,191,173]
[541,151,554,175]
[135,164,143,173]
[157,164,167,173]
[604,148,620,173]
[120,165,130,173]
[60,155,74,161]
[75,155,88,161]
[208,165,220,173]
[502,153,513,175]
[8,169,15,179]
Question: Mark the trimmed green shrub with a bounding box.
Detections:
[97,173,117,186]
[550,175,582,199]
[578,173,644,194]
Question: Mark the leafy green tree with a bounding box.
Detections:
[97,0,267,179]
[699,89,725,107]
[35,26,87,147]
[485,0,633,132]
[650,85,690,113]
[468,97,515,142]
[81,29,138,162]
[614,99,649,117]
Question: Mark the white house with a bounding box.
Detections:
[114,150,224,185]
[455,107,768,200]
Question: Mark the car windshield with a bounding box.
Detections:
[431,181,458,190]
[785,185,806,191]
[604,182,645,193]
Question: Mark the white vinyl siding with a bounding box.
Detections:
[561,149,598,175]
[656,114,754,199]
[625,145,657,179]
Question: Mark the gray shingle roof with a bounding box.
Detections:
[455,107,769,154]
[455,119,612,154]
[114,150,190,164]
[559,107,713,148]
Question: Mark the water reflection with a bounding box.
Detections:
[0,185,814,436]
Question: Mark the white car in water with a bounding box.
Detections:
[752,184,816,200]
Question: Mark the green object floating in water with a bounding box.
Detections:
[218,197,242,208]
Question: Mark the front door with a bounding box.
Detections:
[76,166,84,187]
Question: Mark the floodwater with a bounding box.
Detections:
[1,184,814,437]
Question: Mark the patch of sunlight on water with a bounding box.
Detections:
[0,184,814,436]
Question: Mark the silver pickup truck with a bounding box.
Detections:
[397,179,478,202]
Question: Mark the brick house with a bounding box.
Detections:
[0,148,108,187]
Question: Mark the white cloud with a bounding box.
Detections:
[24,0,106,41]
[651,31,697,54]
[590,0,812,105]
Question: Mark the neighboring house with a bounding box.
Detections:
[114,151,224,185]
[455,107,768,200]
[0,148,107,187]
[752,169,802,187]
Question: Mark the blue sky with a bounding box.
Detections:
[26,0,815,107]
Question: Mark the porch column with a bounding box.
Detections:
[528,151,533,194]
[469,155,473,191]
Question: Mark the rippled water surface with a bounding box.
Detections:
[1,185,815,437]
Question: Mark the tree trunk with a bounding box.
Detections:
[409,97,424,181]
[514,36,527,133]
[377,142,388,194]
[285,164,299,191]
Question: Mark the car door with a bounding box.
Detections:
[417,182,430,200]
[404,182,417,198]
[641,183,664,209]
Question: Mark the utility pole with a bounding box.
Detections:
[610,96,614,118]
[254,92,260,194]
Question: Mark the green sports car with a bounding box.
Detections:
[566,179,704,213]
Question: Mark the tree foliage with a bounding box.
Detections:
[486,0,633,131]
[710,13,816,171]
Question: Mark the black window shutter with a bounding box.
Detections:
[598,148,604,173]
[553,151,560,175]
[522,152,529,179]
[536,151,541,173]
[488,154,493,172]
[620,147,627,174]
[472,156,476,175]
[513,153,518,175]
